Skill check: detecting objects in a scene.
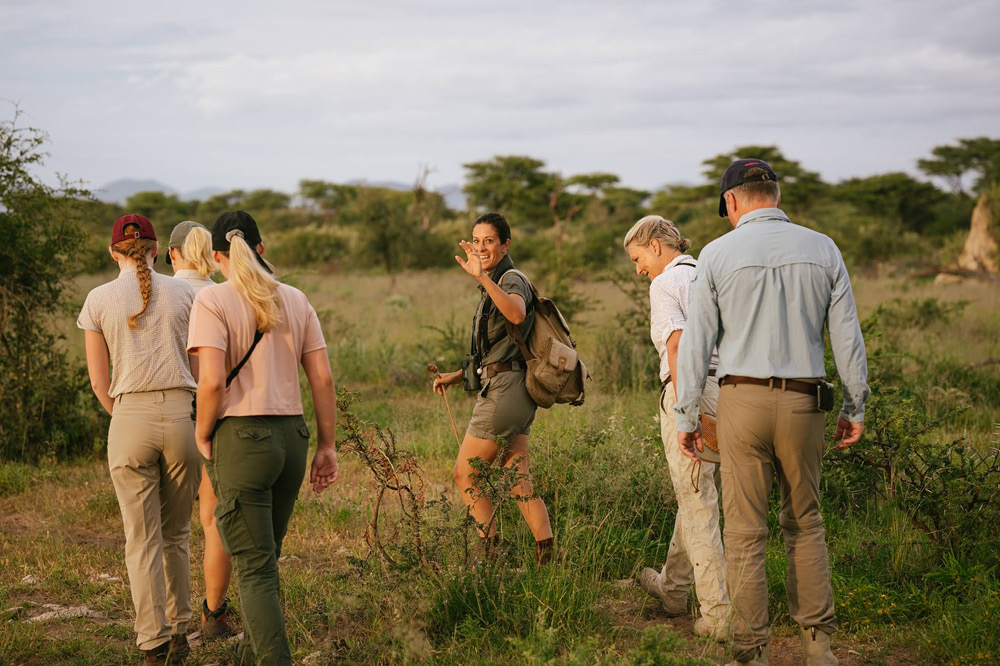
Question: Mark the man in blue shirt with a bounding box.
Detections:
[675,159,869,666]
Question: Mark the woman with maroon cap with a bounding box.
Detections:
[78,214,200,666]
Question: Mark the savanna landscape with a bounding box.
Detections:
[2,116,999,666]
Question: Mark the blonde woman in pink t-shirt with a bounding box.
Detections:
[187,210,338,666]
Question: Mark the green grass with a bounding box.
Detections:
[7,269,998,664]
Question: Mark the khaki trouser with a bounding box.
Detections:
[717,382,837,655]
[657,377,730,625]
[107,389,200,651]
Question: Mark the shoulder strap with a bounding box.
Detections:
[226,329,264,388]
[501,269,538,361]
[675,262,697,269]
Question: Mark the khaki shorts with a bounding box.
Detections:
[467,370,536,442]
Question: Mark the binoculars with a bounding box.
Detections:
[462,354,482,392]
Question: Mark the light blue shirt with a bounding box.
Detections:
[675,208,869,432]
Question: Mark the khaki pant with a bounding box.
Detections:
[107,389,200,651]
[717,382,837,654]
[657,377,730,625]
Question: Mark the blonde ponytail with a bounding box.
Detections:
[180,226,218,278]
[227,234,281,332]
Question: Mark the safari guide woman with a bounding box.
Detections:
[187,210,339,666]
[432,212,554,565]
[79,214,200,665]
[166,220,237,639]
[623,215,731,639]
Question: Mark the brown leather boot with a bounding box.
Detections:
[142,641,169,666]
[201,597,235,640]
[166,633,190,664]
[535,538,554,565]
[799,626,838,666]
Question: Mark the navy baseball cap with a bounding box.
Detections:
[718,159,779,217]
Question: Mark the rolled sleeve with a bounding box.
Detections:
[675,259,720,432]
[501,271,533,310]
[650,280,686,342]
[827,255,870,422]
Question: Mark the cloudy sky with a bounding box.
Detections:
[2,0,998,197]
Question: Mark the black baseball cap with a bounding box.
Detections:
[718,159,779,217]
[211,210,272,273]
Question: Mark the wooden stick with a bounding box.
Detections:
[428,364,462,448]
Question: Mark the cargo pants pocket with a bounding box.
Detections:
[214,495,257,556]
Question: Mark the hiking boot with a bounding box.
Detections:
[166,633,190,664]
[693,616,728,642]
[201,597,234,640]
[535,538,554,565]
[142,641,169,666]
[637,567,687,616]
[799,627,838,666]
[725,645,768,666]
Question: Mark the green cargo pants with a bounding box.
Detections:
[204,415,310,666]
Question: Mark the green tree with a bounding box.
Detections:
[836,172,949,234]
[0,113,105,461]
[918,137,1000,197]
[701,145,828,212]
[242,188,291,212]
[196,189,247,219]
[462,155,556,226]
[298,180,358,219]
[125,191,195,238]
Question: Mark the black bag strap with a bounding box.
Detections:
[226,329,264,388]
[675,262,697,269]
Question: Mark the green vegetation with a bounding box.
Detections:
[1,114,999,664]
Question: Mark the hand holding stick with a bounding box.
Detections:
[428,364,462,448]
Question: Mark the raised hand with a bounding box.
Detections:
[455,240,484,278]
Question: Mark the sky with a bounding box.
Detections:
[2,0,999,198]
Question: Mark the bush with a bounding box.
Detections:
[0,112,107,462]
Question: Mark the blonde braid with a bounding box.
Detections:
[112,233,158,328]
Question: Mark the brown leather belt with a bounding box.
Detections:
[662,368,715,389]
[721,375,819,396]
[481,360,524,380]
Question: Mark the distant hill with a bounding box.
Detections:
[94,179,178,204]
[96,178,467,210]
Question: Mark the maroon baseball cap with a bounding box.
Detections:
[111,213,157,245]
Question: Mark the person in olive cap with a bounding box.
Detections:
[674,159,869,666]
[187,211,339,665]
[167,221,217,294]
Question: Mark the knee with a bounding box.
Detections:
[779,511,824,535]
[452,463,470,487]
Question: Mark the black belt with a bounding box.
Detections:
[661,368,715,390]
[481,360,524,380]
[721,375,819,396]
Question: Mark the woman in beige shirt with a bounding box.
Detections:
[78,214,200,666]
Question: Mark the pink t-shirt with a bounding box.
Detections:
[187,282,327,418]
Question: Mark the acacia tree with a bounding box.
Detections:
[919,137,1000,276]
[702,145,828,212]
[462,155,556,225]
[0,112,105,461]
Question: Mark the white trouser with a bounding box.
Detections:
[657,376,730,625]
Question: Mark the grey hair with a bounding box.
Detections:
[623,215,691,253]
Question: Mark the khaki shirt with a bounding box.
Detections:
[173,269,215,294]
[473,258,535,367]
[77,267,197,398]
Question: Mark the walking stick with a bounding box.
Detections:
[427,364,462,448]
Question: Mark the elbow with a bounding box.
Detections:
[509,310,526,326]
[198,378,225,395]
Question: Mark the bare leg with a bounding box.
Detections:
[501,434,553,541]
[452,434,500,536]
[199,467,232,611]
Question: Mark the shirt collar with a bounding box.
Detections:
[664,253,693,271]
[173,269,204,280]
[480,254,515,293]
[736,207,789,228]
[118,265,138,276]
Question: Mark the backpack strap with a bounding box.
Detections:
[226,329,264,388]
[501,269,537,362]
[675,262,697,269]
